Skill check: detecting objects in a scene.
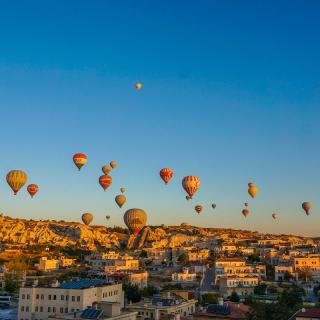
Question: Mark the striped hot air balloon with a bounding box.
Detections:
[160,168,173,184]
[82,213,93,226]
[124,208,147,236]
[27,184,39,198]
[6,170,28,195]
[99,175,112,191]
[182,176,200,199]
[73,153,87,171]
[102,165,112,175]
[195,205,203,214]
[115,194,126,208]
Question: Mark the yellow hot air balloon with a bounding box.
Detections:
[248,181,259,198]
[302,202,312,215]
[102,165,112,175]
[182,176,200,199]
[195,205,203,214]
[120,187,126,194]
[115,194,126,208]
[82,213,93,226]
[110,161,117,169]
[6,170,28,195]
[124,208,147,235]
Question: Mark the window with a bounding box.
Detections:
[61,295,64,300]
[35,307,39,312]
[77,296,80,302]
[60,308,63,313]
[72,296,75,301]
[22,294,25,299]
[27,294,30,300]
[53,307,56,312]
[36,294,39,300]
[26,306,29,312]
[53,295,56,300]
[21,306,24,311]
[48,295,52,300]
[66,295,69,301]
[65,308,68,313]
[40,307,43,312]
[41,294,44,300]
[48,307,51,312]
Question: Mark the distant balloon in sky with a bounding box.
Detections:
[106,215,110,220]
[124,208,147,236]
[248,182,259,198]
[27,184,39,198]
[182,176,200,199]
[135,82,142,90]
[272,213,278,220]
[73,153,87,171]
[99,175,113,191]
[115,194,126,208]
[242,209,249,218]
[302,202,312,215]
[6,170,28,195]
[159,168,173,184]
[244,202,249,207]
[195,205,203,214]
[212,203,216,209]
[120,187,126,194]
[82,213,93,226]
[110,161,117,169]
[102,165,112,175]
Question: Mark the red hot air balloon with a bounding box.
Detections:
[27,184,39,198]
[182,176,200,199]
[160,168,173,184]
[99,175,112,191]
[73,153,87,171]
[242,209,249,218]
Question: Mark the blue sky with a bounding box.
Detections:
[0,1,319,235]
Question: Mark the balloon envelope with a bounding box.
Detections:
[6,170,28,195]
[99,175,113,191]
[73,153,87,171]
[135,82,142,90]
[110,161,117,169]
[102,165,112,175]
[115,194,126,208]
[160,168,173,184]
[27,184,39,198]
[106,215,110,220]
[120,187,126,194]
[82,213,93,226]
[182,176,200,199]
[124,208,147,236]
[302,202,312,215]
[195,205,203,214]
[211,203,216,209]
[272,213,278,220]
[242,209,249,217]
[248,182,259,198]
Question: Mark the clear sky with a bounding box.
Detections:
[0,1,319,236]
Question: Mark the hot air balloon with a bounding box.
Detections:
[82,213,93,226]
[124,208,147,236]
[120,187,126,194]
[248,182,259,198]
[244,202,249,207]
[106,215,110,220]
[212,203,216,209]
[159,168,173,184]
[272,213,278,220]
[73,153,87,171]
[195,205,203,214]
[27,184,39,198]
[115,194,126,208]
[110,161,117,169]
[135,82,142,90]
[242,209,249,218]
[6,170,28,195]
[302,202,312,215]
[102,165,112,175]
[182,176,200,199]
[99,175,112,191]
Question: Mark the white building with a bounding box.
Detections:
[172,268,196,283]
[18,279,123,320]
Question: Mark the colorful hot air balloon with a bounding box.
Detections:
[99,175,112,191]
[82,213,93,226]
[135,82,142,90]
[182,176,200,199]
[106,215,110,220]
[27,184,39,198]
[115,194,126,208]
[120,187,126,194]
[102,165,112,175]
[212,203,216,209]
[124,208,147,236]
[272,213,278,220]
[302,202,312,215]
[248,182,259,198]
[242,209,249,218]
[6,170,28,195]
[110,161,117,169]
[159,168,173,184]
[195,205,203,214]
[73,153,87,171]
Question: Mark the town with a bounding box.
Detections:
[0,215,319,320]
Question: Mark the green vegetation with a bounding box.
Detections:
[254,283,267,295]
[201,293,220,305]
[162,283,183,290]
[177,253,188,264]
[230,291,240,302]
[123,283,159,303]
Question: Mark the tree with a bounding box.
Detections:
[254,283,267,295]
[4,274,20,293]
[230,291,240,302]
[177,253,188,264]
[123,283,141,303]
[201,293,219,306]
[298,267,313,283]
[139,250,147,258]
[266,264,275,281]
[247,254,260,263]
[141,285,159,297]
[284,270,292,282]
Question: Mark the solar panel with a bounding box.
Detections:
[60,280,105,289]
[207,304,230,315]
[80,309,103,319]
